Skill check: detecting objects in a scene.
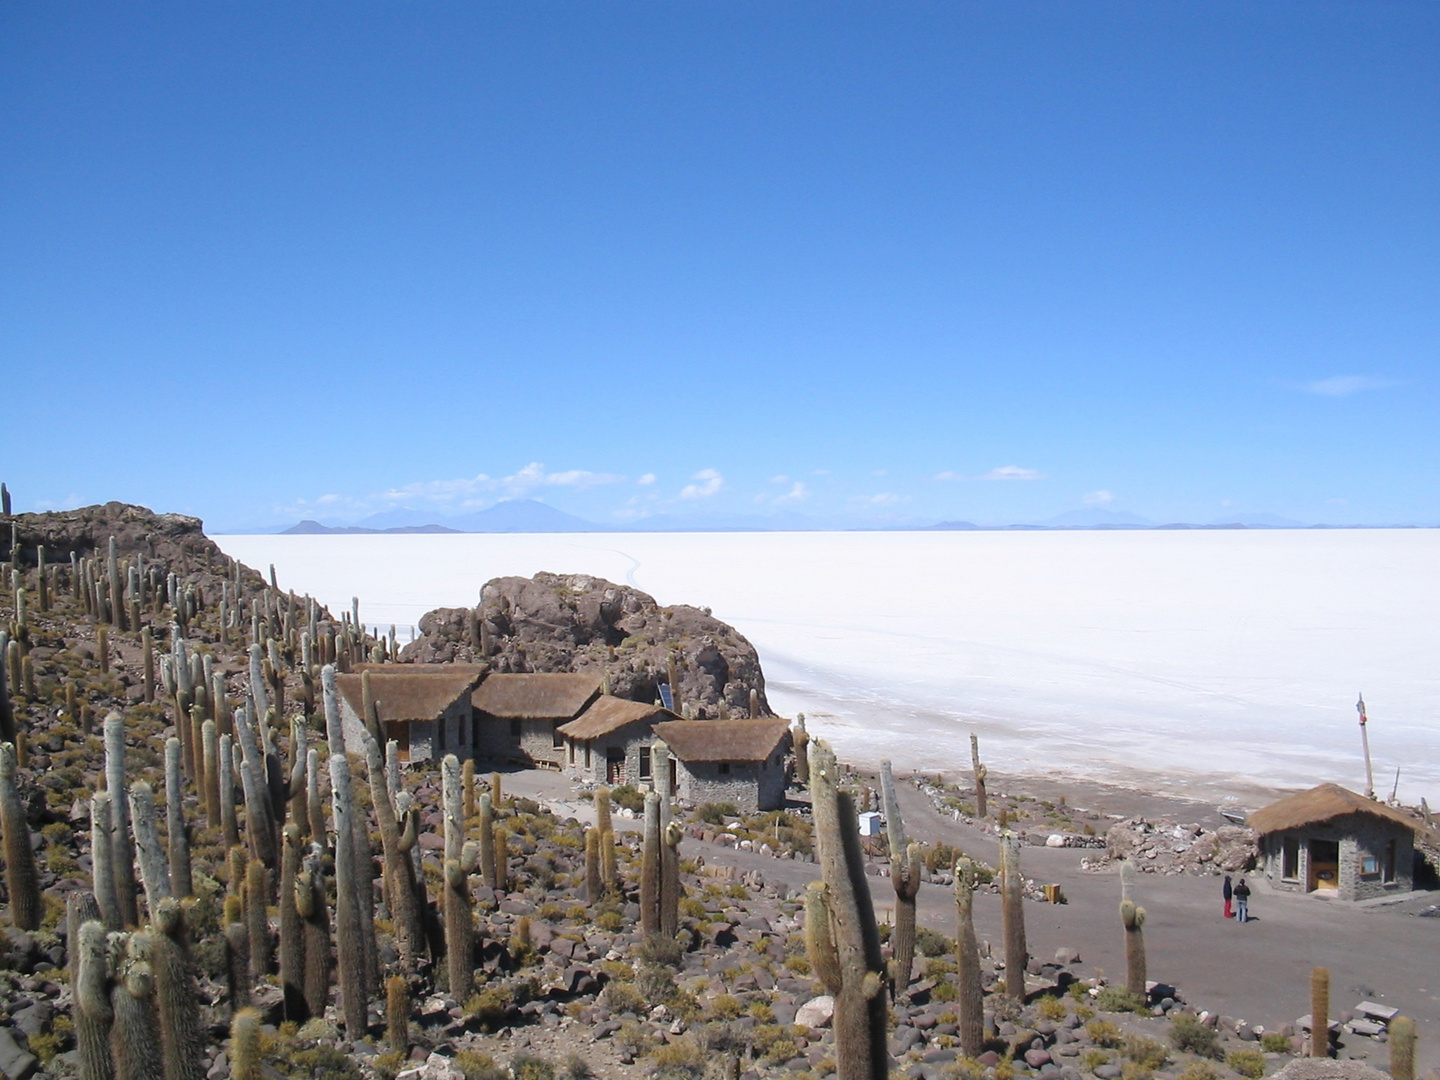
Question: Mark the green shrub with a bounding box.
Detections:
[697,803,740,825]
[1260,1033,1291,1054]
[562,1054,592,1080]
[511,1054,555,1080]
[610,785,645,814]
[916,926,952,957]
[1227,1049,1266,1079]
[1086,1019,1123,1048]
[595,910,623,932]
[1120,1063,1152,1080]
[1081,1050,1110,1073]
[1122,1035,1168,1069]
[601,981,645,1015]
[1097,986,1150,1014]
[1037,996,1068,1022]
[1171,1014,1223,1060]
[1177,1063,1222,1080]
[648,1035,708,1079]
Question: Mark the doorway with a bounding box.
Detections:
[606,749,626,785]
[1309,839,1340,892]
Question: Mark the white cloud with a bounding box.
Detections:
[1083,490,1114,506]
[849,492,908,507]
[637,473,657,486]
[680,468,723,499]
[983,465,1045,481]
[769,475,790,484]
[1300,376,1390,397]
[934,471,961,481]
[775,482,809,504]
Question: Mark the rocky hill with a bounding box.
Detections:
[401,572,772,718]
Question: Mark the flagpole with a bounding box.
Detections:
[1358,692,1374,800]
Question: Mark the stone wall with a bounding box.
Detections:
[563,719,658,786]
[520,718,566,769]
[675,747,787,813]
[1260,812,1413,901]
[473,715,524,764]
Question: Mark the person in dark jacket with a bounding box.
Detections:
[1234,878,1251,923]
[1223,875,1234,919]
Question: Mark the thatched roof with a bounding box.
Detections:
[472,673,601,720]
[558,695,671,740]
[356,662,488,678]
[652,719,792,763]
[1248,783,1419,837]
[335,669,479,724]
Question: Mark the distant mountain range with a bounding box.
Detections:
[257,498,1426,535]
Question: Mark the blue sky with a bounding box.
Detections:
[3,4,1436,530]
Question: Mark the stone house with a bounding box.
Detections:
[650,718,792,813]
[471,672,602,769]
[334,666,483,763]
[1249,783,1421,901]
[559,696,675,786]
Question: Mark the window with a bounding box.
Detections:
[510,719,522,738]
[639,747,652,781]
[1281,835,1300,880]
[552,720,563,749]
[584,743,591,769]
[1384,838,1397,883]
[1360,855,1380,877]
[718,762,730,775]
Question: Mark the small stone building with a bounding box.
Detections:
[650,718,792,813]
[1249,783,1419,901]
[559,696,674,786]
[334,667,483,763]
[471,673,602,769]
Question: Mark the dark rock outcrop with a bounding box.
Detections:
[2,502,223,568]
[401,572,772,718]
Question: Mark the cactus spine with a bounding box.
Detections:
[128,781,172,917]
[999,832,1027,1001]
[970,734,987,819]
[1310,966,1330,1057]
[953,858,984,1057]
[0,742,40,929]
[807,739,888,1080]
[1390,1016,1416,1080]
[70,896,115,1080]
[1119,860,1147,998]
[163,739,192,898]
[879,759,920,994]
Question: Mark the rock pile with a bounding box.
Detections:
[1092,818,1257,875]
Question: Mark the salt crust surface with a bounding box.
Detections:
[214,530,1439,805]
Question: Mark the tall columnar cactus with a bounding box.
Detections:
[1390,1016,1416,1080]
[641,791,661,939]
[229,1007,262,1080]
[442,754,478,998]
[91,792,122,929]
[294,844,331,1021]
[1119,860,1147,998]
[218,734,239,850]
[386,976,410,1051]
[105,711,141,926]
[478,793,497,890]
[806,739,888,1080]
[111,930,164,1080]
[201,721,220,830]
[142,628,156,704]
[879,759,921,994]
[278,824,306,1022]
[970,734,987,819]
[0,742,40,929]
[596,787,616,887]
[325,687,369,1035]
[305,748,325,845]
[584,827,602,903]
[244,859,270,978]
[0,638,14,744]
[661,820,682,939]
[365,734,423,973]
[999,832,1027,1002]
[72,909,115,1080]
[107,537,125,631]
[462,758,475,820]
[150,899,205,1080]
[953,858,985,1058]
[1310,967,1330,1058]
[490,771,502,808]
[793,715,810,786]
[128,781,172,918]
[163,739,192,899]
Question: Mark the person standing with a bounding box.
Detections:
[1223,875,1234,919]
[1234,878,1251,923]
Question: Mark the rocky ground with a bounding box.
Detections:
[0,501,1433,1080]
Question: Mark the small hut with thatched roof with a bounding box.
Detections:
[471,672,603,768]
[651,718,792,813]
[559,695,674,786]
[1249,783,1419,900]
[335,666,484,763]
